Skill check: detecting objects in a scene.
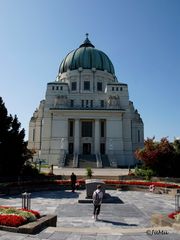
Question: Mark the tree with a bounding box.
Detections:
[134,137,159,169]
[135,137,179,177]
[173,139,180,154]
[154,137,175,176]
[0,97,32,176]
[172,139,180,177]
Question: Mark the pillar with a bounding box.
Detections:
[94,119,100,153]
[74,119,80,153]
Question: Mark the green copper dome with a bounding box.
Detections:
[59,34,115,75]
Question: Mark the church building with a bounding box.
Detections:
[28,35,144,168]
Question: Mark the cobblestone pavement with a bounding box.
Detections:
[0,190,179,240]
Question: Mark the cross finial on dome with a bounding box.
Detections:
[79,33,95,48]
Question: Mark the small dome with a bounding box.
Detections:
[59,34,115,75]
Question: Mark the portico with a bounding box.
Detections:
[68,118,102,155]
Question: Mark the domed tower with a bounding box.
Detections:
[59,33,115,75]
[28,34,144,167]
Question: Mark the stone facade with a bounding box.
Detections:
[28,36,144,167]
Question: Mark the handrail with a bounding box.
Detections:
[96,153,102,168]
[59,150,66,167]
[62,152,66,167]
[73,153,78,168]
[108,154,117,167]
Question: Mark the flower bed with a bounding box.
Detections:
[152,211,180,230]
[168,211,180,220]
[1,179,179,195]
[0,206,57,234]
[104,180,180,188]
[0,214,26,227]
[54,179,180,188]
[0,206,40,227]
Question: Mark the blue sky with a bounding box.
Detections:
[0,0,179,141]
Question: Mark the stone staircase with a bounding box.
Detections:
[65,154,111,168]
[101,154,110,168]
[65,154,74,167]
[78,154,97,168]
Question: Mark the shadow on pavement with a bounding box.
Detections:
[98,219,138,226]
[1,190,80,200]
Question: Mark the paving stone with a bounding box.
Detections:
[148,233,180,240]
[0,189,179,240]
[62,233,82,240]
[23,237,42,240]
[131,235,151,240]
[48,231,70,240]
[35,231,53,239]
[95,236,122,240]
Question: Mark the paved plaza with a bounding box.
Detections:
[0,188,180,240]
[41,167,130,177]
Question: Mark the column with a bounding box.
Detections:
[74,119,80,153]
[94,119,100,153]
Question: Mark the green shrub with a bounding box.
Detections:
[86,167,93,178]
[21,164,39,176]
[18,210,36,222]
[4,208,19,214]
[0,207,37,222]
[135,167,154,180]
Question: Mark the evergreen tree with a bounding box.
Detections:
[0,97,31,176]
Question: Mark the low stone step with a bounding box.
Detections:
[44,226,173,235]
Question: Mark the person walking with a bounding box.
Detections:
[70,172,77,192]
[92,185,103,220]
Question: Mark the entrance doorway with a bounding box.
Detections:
[83,143,91,155]
[100,143,105,154]
[68,143,74,154]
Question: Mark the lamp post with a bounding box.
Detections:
[37,150,42,172]
[175,194,180,212]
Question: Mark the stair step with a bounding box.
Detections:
[78,154,97,168]
[65,154,74,167]
[101,155,110,167]
[44,226,172,235]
